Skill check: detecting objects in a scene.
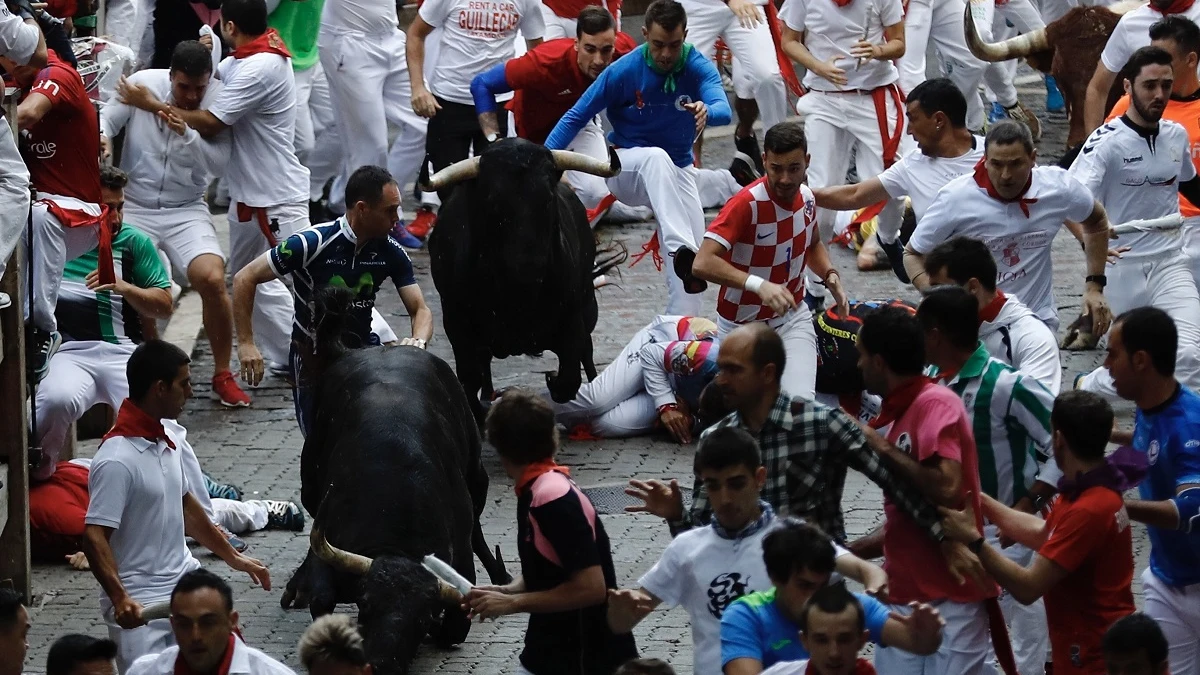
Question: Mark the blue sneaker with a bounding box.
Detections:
[1045,76,1065,114]
[988,101,1006,125]
[217,525,248,553]
[203,472,243,501]
[391,221,423,249]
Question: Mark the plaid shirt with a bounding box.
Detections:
[680,392,945,543]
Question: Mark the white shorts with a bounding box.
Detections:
[125,201,225,272]
[1142,567,1200,675]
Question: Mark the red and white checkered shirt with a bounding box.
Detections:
[705,178,818,323]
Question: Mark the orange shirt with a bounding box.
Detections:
[1108,94,1200,217]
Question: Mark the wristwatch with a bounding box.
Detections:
[968,537,985,554]
[1085,274,1107,288]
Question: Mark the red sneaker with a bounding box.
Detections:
[407,206,437,239]
[212,370,251,408]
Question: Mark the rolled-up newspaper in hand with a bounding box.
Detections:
[141,602,171,621]
[1111,214,1184,235]
[422,554,473,596]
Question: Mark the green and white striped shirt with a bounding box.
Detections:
[933,343,1055,506]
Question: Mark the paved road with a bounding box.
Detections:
[19,83,1153,674]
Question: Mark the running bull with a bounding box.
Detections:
[424,137,625,423]
[964,1,1141,148]
[281,288,510,675]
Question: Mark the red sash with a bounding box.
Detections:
[844,84,908,233]
[765,2,805,97]
[41,199,114,285]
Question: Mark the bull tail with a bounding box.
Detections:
[593,238,628,281]
[472,520,512,585]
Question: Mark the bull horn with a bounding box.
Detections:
[964,2,1049,62]
[421,156,481,192]
[437,580,463,603]
[310,523,373,576]
[551,148,621,178]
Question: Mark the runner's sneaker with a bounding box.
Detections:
[671,247,708,294]
[391,220,423,249]
[28,328,61,384]
[212,370,251,408]
[1045,76,1065,115]
[988,101,1006,126]
[729,152,761,187]
[407,205,437,240]
[0,292,9,309]
[734,134,764,174]
[203,472,243,501]
[1003,101,1042,141]
[263,500,305,531]
[217,524,248,553]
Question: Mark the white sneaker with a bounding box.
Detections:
[0,292,9,309]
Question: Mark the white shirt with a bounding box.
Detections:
[780,0,902,92]
[0,4,39,65]
[1100,4,1200,73]
[210,52,310,207]
[101,70,230,210]
[877,136,984,219]
[762,661,808,675]
[84,419,201,607]
[981,293,1063,396]
[321,0,398,34]
[911,167,1096,324]
[129,636,297,675]
[419,0,545,104]
[1069,116,1195,258]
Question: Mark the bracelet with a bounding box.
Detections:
[658,403,679,415]
[820,269,840,285]
[744,274,766,293]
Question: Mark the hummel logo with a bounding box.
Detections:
[1123,156,1144,165]
[557,88,573,96]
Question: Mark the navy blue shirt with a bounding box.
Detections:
[268,218,417,346]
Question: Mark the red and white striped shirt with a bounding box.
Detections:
[705,178,818,323]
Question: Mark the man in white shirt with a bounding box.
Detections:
[104,41,250,408]
[904,120,1114,335]
[1083,0,1200,138]
[1070,45,1200,399]
[407,0,545,199]
[128,570,296,675]
[0,1,45,310]
[606,427,889,675]
[812,78,983,281]
[923,236,1062,395]
[116,0,312,375]
[82,340,270,673]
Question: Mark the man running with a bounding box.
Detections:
[693,120,848,401]
[1071,46,1200,400]
[545,0,733,316]
[905,120,1113,334]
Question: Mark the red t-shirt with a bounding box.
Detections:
[1039,486,1136,675]
[882,382,996,604]
[506,33,638,144]
[22,52,101,203]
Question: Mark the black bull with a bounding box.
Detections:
[425,138,627,423]
[281,288,510,675]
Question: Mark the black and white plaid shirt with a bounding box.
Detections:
[677,392,945,544]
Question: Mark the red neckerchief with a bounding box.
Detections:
[869,376,935,429]
[231,28,292,59]
[174,634,235,675]
[807,659,876,675]
[515,460,571,496]
[831,0,853,7]
[103,399,175,449]
[973,158,1037,217]
[978,290,1008,324]
[1152,0,1195,13]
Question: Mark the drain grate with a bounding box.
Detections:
[581,483,693,515]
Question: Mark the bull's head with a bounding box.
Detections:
[420,143,622,193]
[310,525,466,675]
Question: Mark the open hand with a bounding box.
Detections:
[625,478,685,521]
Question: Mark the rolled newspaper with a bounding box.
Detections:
[141,602,171,621]
[422,554,473,596]
[1111,214,1184,235]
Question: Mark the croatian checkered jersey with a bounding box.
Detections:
[704,178,817,323]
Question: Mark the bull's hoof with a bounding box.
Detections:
[1060,314,1100,351]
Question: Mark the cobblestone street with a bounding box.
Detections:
[17,85,1154,674]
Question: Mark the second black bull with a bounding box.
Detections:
[424,138,627,423]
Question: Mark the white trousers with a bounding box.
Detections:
[718,307,817,400]
[34,342,136,481]
[125,201,224,272]
[797,89,904,237]
[683,0,789,129]
[107,616,173,673]
[605,147,706,315]
[564,121,612,211]
[319,27,428,214]
[980,0,1045,108]
[213,498,270,533]
[1180,222,1200,288]
[1143,567,1200,675]
[539,4,578,40]
[227,202,308,368]
[986,526,1050,675]
[875,600,996,675]
[294,63,343,203]
[0,129,30,283]
[21,202,101,333]
[694,166,742,209]
[899,0,988,131]
[1079,253,1200,399]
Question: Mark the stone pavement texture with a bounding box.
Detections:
[19,82,1153,674]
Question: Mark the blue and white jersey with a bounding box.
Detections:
[268,218,417,346]
[1132,385,1200,586]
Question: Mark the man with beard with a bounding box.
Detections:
[1069,46,1200,399]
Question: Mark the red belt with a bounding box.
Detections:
[846,83,906,230]
[236,202,279,246]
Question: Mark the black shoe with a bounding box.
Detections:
[264,500,305,531]
[876,233,910,284]
[672,247,708,294]
[734,134,764,174]
[729,152,761,188]
[27,327,61,384]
